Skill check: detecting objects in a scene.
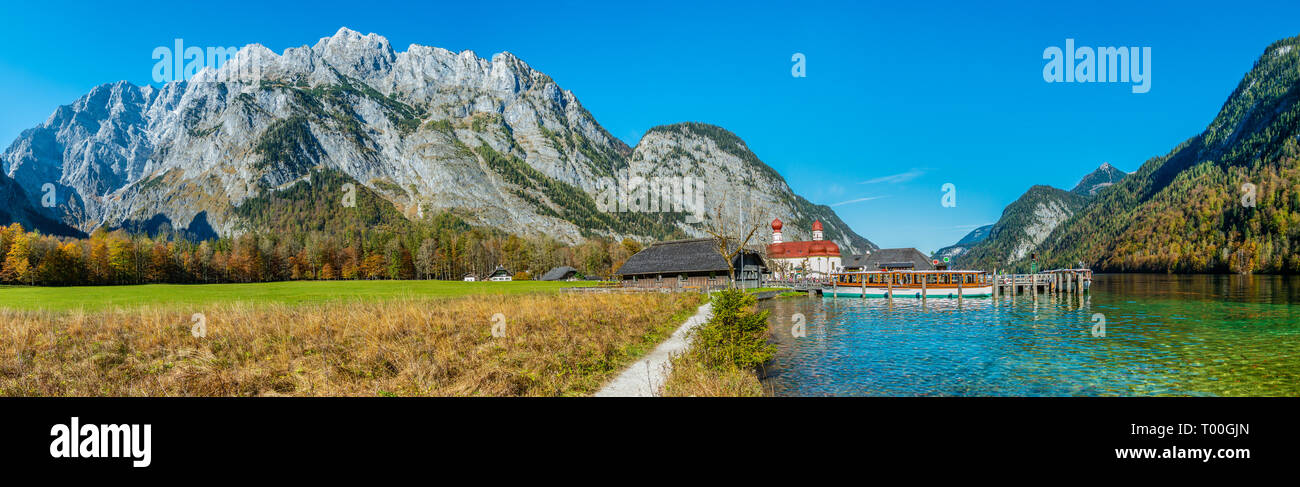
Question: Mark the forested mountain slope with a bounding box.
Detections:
[1037,36,1300,273]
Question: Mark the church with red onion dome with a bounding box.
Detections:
[765,218,842,278]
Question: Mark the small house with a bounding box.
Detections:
[486,266,513,282]
[462,273,478,282]
[842,248,935,272]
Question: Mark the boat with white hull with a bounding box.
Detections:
[825,270,993,298]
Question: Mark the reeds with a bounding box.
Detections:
[0,292,702,396]
[660,352,766,397]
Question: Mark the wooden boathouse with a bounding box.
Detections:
[616,238,767,290]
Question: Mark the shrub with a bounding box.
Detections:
[692,289,775,371]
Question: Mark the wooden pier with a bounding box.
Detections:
[991,269,1091,298]
[766,269,1090,299]
[766,278,830,294]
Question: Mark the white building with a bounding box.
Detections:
[765,218,842,279]
[486,266,513,282]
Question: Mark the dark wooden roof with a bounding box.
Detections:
[844,248,935,270]
[616,238,763,276]
[540,266,578,281]
[486,265,511,277]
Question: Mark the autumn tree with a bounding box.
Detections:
[360,253,386,279]
[415,238,437,279]
[1,230,32,284]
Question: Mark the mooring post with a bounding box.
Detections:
[922,275,928,301]
[1079,273,1085,305]
[886,273,892,301]
[957,273,964,301]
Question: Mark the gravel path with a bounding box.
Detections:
[594,300,713,397]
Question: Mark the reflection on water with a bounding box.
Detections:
[760,274,1300,396]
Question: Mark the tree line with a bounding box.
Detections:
[0,221,644,287]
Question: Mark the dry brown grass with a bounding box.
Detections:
[0,292,703,396]
[660,289,772,397]
[660,352,767,397]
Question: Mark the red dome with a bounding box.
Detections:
[811,220,823,231]
[766,240,841,258]
[771,218,783,231]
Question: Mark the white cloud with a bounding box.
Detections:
[859,169,925,185]
[829,195,886,207]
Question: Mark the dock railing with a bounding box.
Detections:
[992,270,1091,296]
[767,277,831,291]
[997,274,1053,286]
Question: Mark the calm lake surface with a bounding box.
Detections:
[759,274,1300,396]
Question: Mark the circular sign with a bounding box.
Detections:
[932,259,939,265]
[943,257,951,263]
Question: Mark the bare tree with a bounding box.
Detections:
[701,201,762,289]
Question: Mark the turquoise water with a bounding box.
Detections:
[759,274,1300,396]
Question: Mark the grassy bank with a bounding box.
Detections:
[0,280,599,312]
[0,292,701,396]
[661,290,773,397]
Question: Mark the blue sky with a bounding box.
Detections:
[3,0,1299,252]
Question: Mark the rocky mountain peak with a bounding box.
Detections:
[310,27,397,79]
[1071,162,1127,196]
[631,121,875,253]
[1,28,872,253]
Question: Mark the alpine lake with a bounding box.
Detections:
[759,274,1300,396]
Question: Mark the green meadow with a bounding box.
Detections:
[0,280,601,312]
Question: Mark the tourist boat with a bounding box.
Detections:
[825,270,994,298]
